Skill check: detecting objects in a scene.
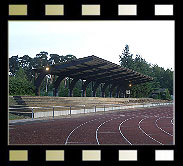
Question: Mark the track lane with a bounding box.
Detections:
[139,117,173,145]
[155,117,173,136]
[65,114,120,144]
[9,105,173,145]
[96,115,129,145]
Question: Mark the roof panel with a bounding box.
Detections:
[34,55,153,85]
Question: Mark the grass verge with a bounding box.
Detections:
[9,113,29,120]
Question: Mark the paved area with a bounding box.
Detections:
[9,105,174,145]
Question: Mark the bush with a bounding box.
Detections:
[151,88,171,100]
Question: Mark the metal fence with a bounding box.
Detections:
[9,102,173,120]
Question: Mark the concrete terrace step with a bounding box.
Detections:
[10,96,155,102]
[9,96,172,118]
[9,96,169,110]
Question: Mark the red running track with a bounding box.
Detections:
[9,105,174,145]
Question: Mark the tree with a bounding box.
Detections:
[9,68,35,95]
[119,45,134,69]
[49,54,61,64]
[133,54,151,75]
[18,55,34,81]
[64,54,77,62]
[34,51,48,67]
[9,55,19,75]
[58,80,69,97]
[151,64,173,95]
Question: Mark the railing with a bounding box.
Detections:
[9,102,173,120]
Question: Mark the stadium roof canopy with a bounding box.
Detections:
[34,55,153,85]
[34,55,153,96]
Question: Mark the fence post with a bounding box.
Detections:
[84,105,85,114]
[53,106,54,119]
[32,108,34,120]
[104,105,105,113]
[70,106,71,116]
[95,105,96,113]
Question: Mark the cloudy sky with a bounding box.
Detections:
[8,20,174,70]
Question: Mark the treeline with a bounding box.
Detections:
[119,45,173,99]
[9,51,78,96]
[9,51,77,81]
[9,46,173,99]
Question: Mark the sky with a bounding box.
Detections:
[8,21,174,70]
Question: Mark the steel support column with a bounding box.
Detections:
[120,84,128,98]
[120,89,126,98]
[81,80,91,97]
[34,72,47,96]
[116,84,125,98]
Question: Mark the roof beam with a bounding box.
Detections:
[85,71,148,83]
[69,66,121,79]
[53,56,93,70]
[54,62,108,77]
[81,69,136,81]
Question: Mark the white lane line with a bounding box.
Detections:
[96,117,119,145]
[65,117,100,145]
[9,124,15,130]
[66,142,91,144]
[96,115,134,145]
[96,114,172,145]
[65,114,118,145]
[9,128,15,130]
[118,117,135,145]
[97,132,119,133]
[138,117,163,145]
[155,117,173,137]
[65,106,173,145]
[171,118,174,125]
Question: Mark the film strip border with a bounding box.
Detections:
[6,1,175,18]
[1,0,178,166]
[7,149,175,162]
[8,4,174,16]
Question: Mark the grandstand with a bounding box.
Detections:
[9,96,171,119]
